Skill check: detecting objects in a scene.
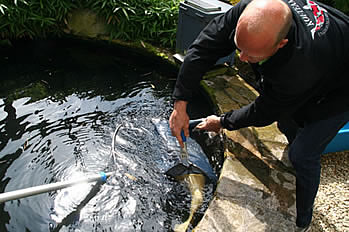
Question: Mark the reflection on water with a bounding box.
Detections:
[0,39,223,231]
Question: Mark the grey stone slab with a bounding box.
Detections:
[195,155,297,232]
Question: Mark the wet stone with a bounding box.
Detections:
[196,68,297,231]
[195,155,296,231]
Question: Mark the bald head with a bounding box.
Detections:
[235,0,292,63]
[239,0,292,44]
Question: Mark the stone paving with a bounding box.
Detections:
[194,64,298,231]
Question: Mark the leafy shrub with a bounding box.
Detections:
[0,0,77,38]
[0,0,180,48]
[86,0,179,48]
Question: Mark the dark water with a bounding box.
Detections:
[0,39,224,232]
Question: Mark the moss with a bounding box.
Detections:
[58,35,179,70]
[200,80,220,113]
[107,38,179,67]
[204,66,229,79]
[6,81,50,103]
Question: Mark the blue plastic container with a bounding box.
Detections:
[323,122,349,154]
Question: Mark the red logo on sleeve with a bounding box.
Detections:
[303,0,329,39]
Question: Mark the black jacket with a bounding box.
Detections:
[173,0,349,130]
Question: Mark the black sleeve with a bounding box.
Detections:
[220,90,303,130]
[221,95,291,130]
[172,2,247,101]
[220,58,324,130]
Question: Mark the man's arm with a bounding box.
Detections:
[170,4,245,143]
[173,6,239,101]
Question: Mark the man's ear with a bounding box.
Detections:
[277,39,288,49]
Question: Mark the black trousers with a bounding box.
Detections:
[277,111,349,227]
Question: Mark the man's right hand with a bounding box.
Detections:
[169,100,189,148]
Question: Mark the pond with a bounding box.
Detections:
[0,38,224,232]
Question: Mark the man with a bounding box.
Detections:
[169,0,349,231]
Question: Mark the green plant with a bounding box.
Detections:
[0,0,180,48]
[0,0,77,38]
[87,0,179,47]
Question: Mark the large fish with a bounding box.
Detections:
[152,119,217,232]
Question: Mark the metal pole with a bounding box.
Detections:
[0,172,113,203]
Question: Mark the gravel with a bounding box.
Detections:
[311,151,349,232]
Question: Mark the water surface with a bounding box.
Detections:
[0,39,223,232]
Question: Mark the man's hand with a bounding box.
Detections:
[196,115,222,133]
[169,100,189,148]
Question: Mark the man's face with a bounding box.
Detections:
[234,33,279,64]
[234,0,290,64]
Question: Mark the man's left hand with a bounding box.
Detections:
[196,115,222,133]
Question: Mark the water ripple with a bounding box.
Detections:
[0,40,220,232]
